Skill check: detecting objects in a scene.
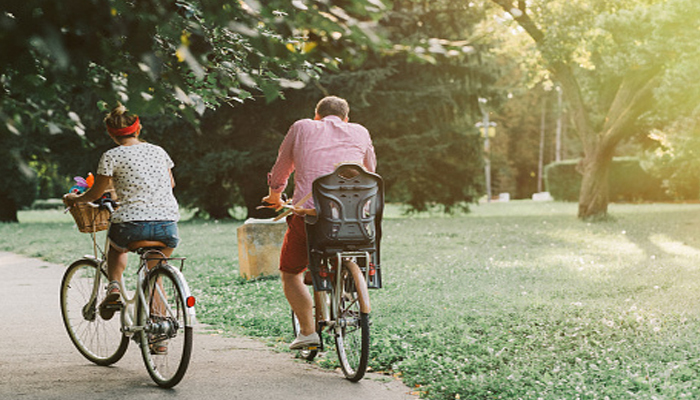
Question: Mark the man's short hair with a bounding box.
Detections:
[315,96,349,119]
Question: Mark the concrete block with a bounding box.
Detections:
[237,218,288,280]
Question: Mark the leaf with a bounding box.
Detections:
[292,0,308,11]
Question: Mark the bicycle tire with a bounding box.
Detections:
[333,260,370,382]
[138,265,193,388]
[60,258,129,366]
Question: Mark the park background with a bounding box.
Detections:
[3,1,700,399]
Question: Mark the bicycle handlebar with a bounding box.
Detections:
[90,193,119,213]
[64,192,119,214]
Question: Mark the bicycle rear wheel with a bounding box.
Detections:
[333,260,370,382]
[60,258,129,366]
[138,265,193,388]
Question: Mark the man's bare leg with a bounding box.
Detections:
[282,271,315,336]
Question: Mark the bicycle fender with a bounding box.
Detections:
[76,255,101,264]
[344,260,371,314]
[150,264,197,326]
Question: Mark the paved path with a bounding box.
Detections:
[0,252,415,400]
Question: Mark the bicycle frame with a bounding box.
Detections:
[81,225,195,340]
[334,252,371,313]
[314,251,372,332]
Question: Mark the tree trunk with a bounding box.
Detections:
[0,192,19,223]
[577,150,613,220]
[203,203,233,220]
[196,187,233,220]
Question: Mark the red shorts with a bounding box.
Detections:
[279,214,308,274]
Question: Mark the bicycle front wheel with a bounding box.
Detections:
[60,258,129,366]
[138,265,193,388]
[333,260,370,382]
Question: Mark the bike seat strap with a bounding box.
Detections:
[127,240,167,252]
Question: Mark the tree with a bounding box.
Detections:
[490,84,565,199]
[345,0,500,211]
[153,0,504,218]
[153,100,289,219]
[489,0,700,219]
[0,0,385,221]
[643,116,700,200]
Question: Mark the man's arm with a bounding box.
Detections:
[363,142,377,173]
[263,122,298,209]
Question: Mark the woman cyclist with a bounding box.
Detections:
[63,103,180,333]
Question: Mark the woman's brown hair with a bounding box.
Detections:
[104,103,138,134]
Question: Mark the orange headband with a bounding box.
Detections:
[106,117,140,136]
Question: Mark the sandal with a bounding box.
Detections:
[99,281,121,320]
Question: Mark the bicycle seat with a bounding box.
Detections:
[128,240,167,253]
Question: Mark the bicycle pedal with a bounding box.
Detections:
[102,302,123,310]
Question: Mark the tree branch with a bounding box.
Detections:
[490,0,596,154]
[491,0,544,43]
[550,61,597,156]
[601,67,662,147]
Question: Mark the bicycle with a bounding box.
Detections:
[287,163,384,382]
[60,195,196,388]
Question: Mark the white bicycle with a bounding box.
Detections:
[60,195,196,388]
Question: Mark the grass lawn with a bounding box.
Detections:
[3,201,700,399]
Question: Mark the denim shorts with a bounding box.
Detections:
[108,220,180,251]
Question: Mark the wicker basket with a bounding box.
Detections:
[68,189,117,233]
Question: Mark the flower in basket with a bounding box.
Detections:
[69,173,95,194]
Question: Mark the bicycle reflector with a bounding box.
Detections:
[186,296,196,308]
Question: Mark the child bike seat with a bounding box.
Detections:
[305,163,384,291]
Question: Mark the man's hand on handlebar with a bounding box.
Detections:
[260,191,287,211]
[260,191,316,217]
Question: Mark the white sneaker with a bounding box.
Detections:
[290,332,320,350]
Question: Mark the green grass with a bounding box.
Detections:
[4,201,700,399]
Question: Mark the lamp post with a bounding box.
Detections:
[555,86,563,162]
[477,98,497,203]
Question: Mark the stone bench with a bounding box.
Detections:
[237,218,287,280]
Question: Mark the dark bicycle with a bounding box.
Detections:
[290,163,384,382]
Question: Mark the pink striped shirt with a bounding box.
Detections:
[268,116,377,209]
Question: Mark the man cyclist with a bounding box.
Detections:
[263,96,376,349]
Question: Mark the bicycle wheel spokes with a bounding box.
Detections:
[60,259,128,366]
[334,262,370,382]
[139,267,192,388]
